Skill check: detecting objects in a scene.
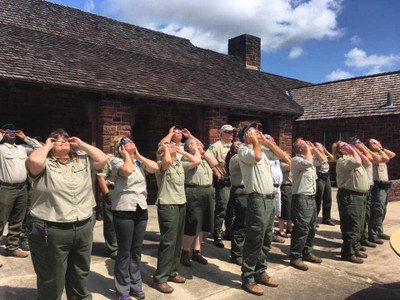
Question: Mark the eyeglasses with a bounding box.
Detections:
[174,130,182,134]
[53,137,69,143]
[224,131,234,135]
[4,129,16,134]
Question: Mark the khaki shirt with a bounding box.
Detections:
[366,164,374,186]
[313,158,329,174]
[156,159,186,205]
[182,157,213,186]
[30,154,95,222]
[175,142,185,161]
[238,145,277,195]
[336,155,369,193]
[0,137,42,184]
[373,161,389,181]
[109,156,148,211]
[96,154,116,186]
[291,154,316,195]
[280,161,292,185]
[229,154,243,187]
[206,139,231,176]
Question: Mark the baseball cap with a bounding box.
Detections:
[238,122,257,142]
[219,124,235,133]
[1,124,15,131]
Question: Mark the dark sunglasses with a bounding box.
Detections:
[4,129,16,134]
[53,136,69,143]
[120,137,133,145]
[224,131,234,135]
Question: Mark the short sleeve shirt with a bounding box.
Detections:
[30,154,95,222]
[373,161,389,181]
[229,154,243,187]
[291,154,316,195]
[238,145,274,195]
[280,161,292,185]
[109,156,148,211]
[336,155,369,193]
[96,154,116,186]
[182,157,213,186]
[206,139,231,176]
[155,159,186,205]
[313,158,330,174]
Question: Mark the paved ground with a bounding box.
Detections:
[1,189,400,300]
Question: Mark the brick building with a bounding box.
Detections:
[0,0,307,200]
[289,72,400,200]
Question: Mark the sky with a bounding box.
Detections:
[47,0,400,84]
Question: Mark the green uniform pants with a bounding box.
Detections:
[103,192,118,254]
[290,194,317,259]
[19,186,32,248]
[315,174,332,222]
[230,186,248,261]
[337,189,365,258]
[153,204,186,284]
[27,214,94,300]
[369,185,389,238]
[0,185,28,251]
[214,182,233,239]
[241,193,275,284]
[360,188,372,243]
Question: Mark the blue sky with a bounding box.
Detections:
[48,0,400,83]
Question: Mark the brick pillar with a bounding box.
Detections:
[98,97,132,153]
[203,107,229,146]
[272,114,293,154]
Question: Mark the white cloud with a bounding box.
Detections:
[325,69,353,81]
[350,35,362,45]
[345,47,400,72]
[101,0,344,53]
[288,46,304,59]
[84,0,95,12]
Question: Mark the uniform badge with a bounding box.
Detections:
[208,145,215,150]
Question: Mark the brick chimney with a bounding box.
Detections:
[228,34,261,70]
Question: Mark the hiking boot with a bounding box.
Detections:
[180,250,192,267]
[154,283,173,294]
[303,253,322,263]
[5,248,29,258]
[378,233,390,240]
[359,246,367,252]
[168,274,186,283]
[255,275,279,287]
[361,240,377,248]
[241,282,264,296]
[191,251,208,265]
[355,251,368,258]
[342,256,363,264]
[369,237,384,245]
[290,258,308,271]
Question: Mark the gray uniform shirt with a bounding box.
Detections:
[155,160,186,205]
[96,154,116,186]
[313,158,330,174]
[291,154,316,195]
[182,157,213,186]
[280,161,292,185]
[110,156,148,211]
[30,154,95,222]
[336,155,369,193]
[0,137,42,184]
[238,145,277,195]
[206,139,231,176]
[229,154,244,187]
[373,161,389,181]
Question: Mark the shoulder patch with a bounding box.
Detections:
[208,145,215,150]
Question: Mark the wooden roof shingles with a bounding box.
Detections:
[291,72,400,121]
[0,0,303,115]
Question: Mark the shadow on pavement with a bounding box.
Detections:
[0,286,37,300]
[345,282,400,300]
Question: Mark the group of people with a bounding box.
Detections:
[0,122,395,299]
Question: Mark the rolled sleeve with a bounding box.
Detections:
[239,147,256,165]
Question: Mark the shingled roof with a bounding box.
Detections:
[291,71,400,121]
[0,0,303,115]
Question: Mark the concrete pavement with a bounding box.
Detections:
[1,189,400,299]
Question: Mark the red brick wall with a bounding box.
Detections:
[295,115,400,180]
[271,114,293,154]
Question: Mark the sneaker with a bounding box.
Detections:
[355,251,368,258]
[5,248,29,258]
[191,252,208,265]
[272,234,285,243]
[131,289,145,300]
[213,238,225,248]
[302,253,322,264]
[342,256,363,264]
[180,250,192,267]
[290,258,308,271]
[369,237,384,245]
[241,282,264,296]
[361,240,377,248]
[378,233,390,240]
[255,275,279,287]
[118,295,133,300]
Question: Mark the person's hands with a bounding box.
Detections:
[45,137,54,150]
[182,128,191,138]
[119,145,129,159]
[247,131,258,145]
[168,126,176,135]
[15,130,26,140]
[68,137,83,150]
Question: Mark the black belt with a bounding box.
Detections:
[273,184,280,188]
[281,184,292,187]
[340,188,367,197]
[250,192,273,199]
[0,181,26,189]
[185,184,212,188]
[232,185,245,189]
[107,184,114,190]
[317,172,329,180]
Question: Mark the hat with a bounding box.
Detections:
[238,122,257,142]
[219,124,235,133]
[1,124,15,131]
